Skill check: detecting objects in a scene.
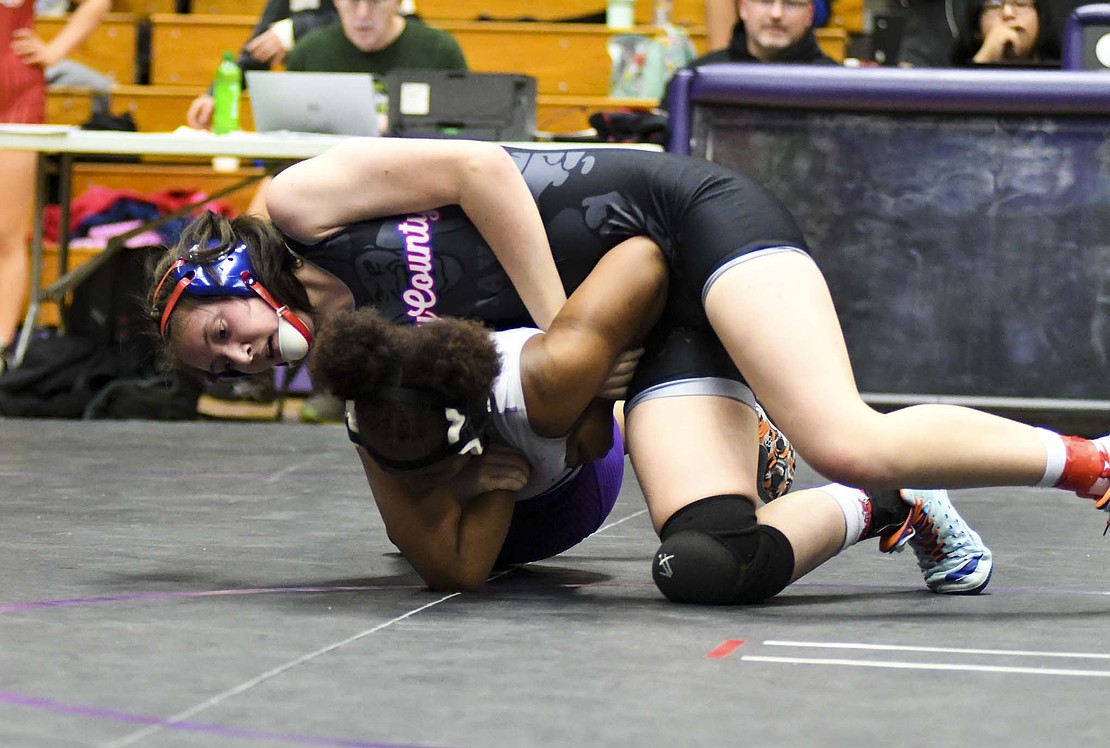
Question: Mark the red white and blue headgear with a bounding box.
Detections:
[153,240,313,371]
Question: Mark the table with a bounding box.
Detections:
[0,127,663,368]
[0,126,353,367]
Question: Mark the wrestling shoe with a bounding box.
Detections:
[755,403,796,503]
[879,488,993,595]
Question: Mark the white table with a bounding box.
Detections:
[0,126,353,367]
[0,127,663,367]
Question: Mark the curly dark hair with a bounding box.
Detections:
[950,0,1060,65]
[310,307,501,457]
[145,211,312,372]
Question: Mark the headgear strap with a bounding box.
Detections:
[154,242,313,351]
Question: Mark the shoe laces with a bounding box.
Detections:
[906,499,973,566]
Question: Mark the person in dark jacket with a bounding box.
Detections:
[692,0,835,65]
[659,0,834,110]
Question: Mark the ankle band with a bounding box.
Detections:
[820,483,871,553]
[1035,428,1066,487]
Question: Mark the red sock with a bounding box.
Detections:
[1055,436,1109,496]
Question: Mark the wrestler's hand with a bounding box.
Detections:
[10,29,61,68]
[454,444,532,499]
[598,347,643,399]
[565,399,616,467]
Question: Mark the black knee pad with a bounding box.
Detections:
[652,494,795,605]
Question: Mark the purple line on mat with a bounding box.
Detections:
[0,690,428,748]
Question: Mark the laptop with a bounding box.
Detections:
[384,70,536,141]
[245,71,380,136]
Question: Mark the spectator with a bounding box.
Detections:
[950,0,1060,65]
[186,0,340,131]
[285,0,465,74]
[688,0,836,66]
[658,0,835,112]
[1,0,110,375]
[897,0,964,67]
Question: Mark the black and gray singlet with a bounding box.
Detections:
[286,147,810,393]
[287,147,808,329]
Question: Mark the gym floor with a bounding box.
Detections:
[1,419,1107,747]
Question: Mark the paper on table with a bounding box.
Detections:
[0,124,76,135]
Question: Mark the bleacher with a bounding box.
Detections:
[41,0,855,135]
[29,1,857,322]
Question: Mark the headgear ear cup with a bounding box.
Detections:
[275,314,311,363]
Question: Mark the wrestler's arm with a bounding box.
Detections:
[356,446,524,592]
[521,236,668,438]
[267,138,567,329]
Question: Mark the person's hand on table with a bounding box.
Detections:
[186,93,215,131]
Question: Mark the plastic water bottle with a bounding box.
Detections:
[640,0,696,99]
[211,51,242,135]
[606,0,635,29]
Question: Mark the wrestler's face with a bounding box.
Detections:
[979,0,1039,59]
[738,0,815,61]
[174,297,300,376]
[335,0,403,53]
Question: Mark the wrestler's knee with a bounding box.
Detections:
[651,495,795,605]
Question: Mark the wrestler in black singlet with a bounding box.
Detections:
[285,147,810,395]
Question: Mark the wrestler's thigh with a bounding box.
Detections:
[625,394,760,535]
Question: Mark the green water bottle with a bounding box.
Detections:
[211,51,242,135]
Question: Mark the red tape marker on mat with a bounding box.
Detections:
[707,639,745,659]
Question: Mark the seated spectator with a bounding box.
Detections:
[286,0,465,73]
[950,0,1060,65]
[187,0,340,131]
[897,0,965,68]
[658,0,834,111]
[687,0,836,66]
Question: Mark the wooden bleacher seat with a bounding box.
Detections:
[192,0,267,15]
[148,14,256,86]
[109,0,177,13]
[33,13,139,85]
[147,13,847,94]
[434,21,703,97]
[438,21,844,95]
[415,0,605,22]
[415,0,862,34]
[48,84,254,132]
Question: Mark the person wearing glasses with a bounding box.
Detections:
[690,0,835,66]
[951,0,1060,65]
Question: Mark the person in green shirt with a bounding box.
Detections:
[203,0,466,421]
[286,0,466,74]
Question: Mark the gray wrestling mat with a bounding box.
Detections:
[1,419,1106,747]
